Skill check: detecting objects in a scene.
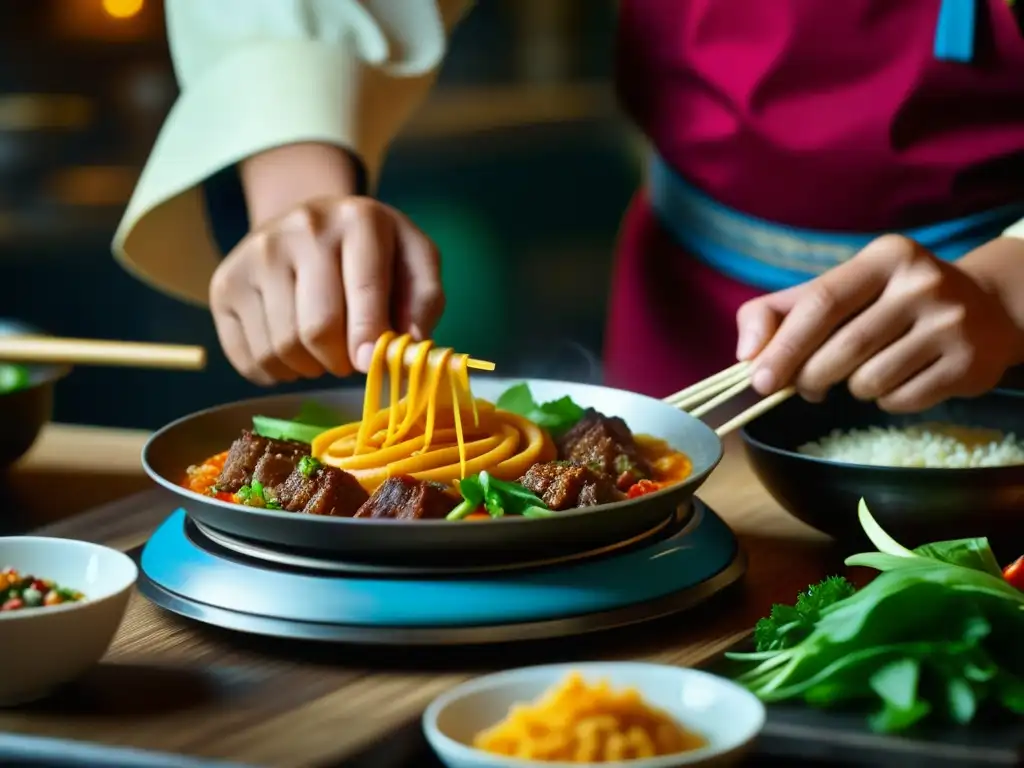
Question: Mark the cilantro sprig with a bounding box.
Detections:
[753,576,856,653]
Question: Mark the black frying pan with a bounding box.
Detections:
[142,378,723,564]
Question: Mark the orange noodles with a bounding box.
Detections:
[311,333,555,492]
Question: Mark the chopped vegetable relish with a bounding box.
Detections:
[1,567,84,612]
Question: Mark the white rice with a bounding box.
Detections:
[797,425,1024,468]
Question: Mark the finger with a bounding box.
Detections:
[212,310,271,385]
[796,299,913,400]
[236,292,298,384]
[292,231,352,377]
[847,325,941,402]
[751,256,892,394]
[735,300,784,362]
[341,209,395,372]
[391,211,444,340]
[876,356,960,413]
[256,263,325,379]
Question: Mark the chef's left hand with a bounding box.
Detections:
[735,234,1020,412]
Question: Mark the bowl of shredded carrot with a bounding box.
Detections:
[423,663,764,767]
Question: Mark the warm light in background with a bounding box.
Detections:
[102,0,144,19]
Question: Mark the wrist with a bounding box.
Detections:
[239,142,366,227]
[958,236,1024,365]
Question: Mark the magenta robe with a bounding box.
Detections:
[605,0,1024,396]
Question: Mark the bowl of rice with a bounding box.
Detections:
[740,387,1024,558]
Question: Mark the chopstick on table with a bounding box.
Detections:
[663,361,796,438]
[0,335,207,371]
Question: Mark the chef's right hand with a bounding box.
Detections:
[209,196,445,385]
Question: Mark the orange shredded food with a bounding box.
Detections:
[473,672,706,762]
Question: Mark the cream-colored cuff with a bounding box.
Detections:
[113,40,370,306]
[1003,216,1024,242]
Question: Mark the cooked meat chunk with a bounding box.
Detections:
[252,452,299,488]
[518,461,623,511]
[557,408,651,491]
[216,430,308,492]
[275,461,369,517]
[354,476,458,520]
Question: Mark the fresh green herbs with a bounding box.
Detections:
[729,499,1024,734]
[447,471,552,520]
[753,576,856,653]
[0,363,30,394]
[298,455,322,478]
[236,480,281,510]
[496,383,585,437]
[251,401,344,444]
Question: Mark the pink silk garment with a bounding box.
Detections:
[604,0,1024,397]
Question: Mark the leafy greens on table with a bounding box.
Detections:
[730,499,1024,734]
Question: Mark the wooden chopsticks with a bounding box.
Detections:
[0,335,206,371]
[664,361,795,437]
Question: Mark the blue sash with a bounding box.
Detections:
[647,153,1024,292]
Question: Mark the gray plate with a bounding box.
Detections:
[142,378,723,562]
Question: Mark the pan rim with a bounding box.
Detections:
[141,377,724,528]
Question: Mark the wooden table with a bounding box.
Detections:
[1,426,842,768]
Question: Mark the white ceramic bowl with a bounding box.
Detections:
[0,536,138,705]
[423,662,766,768]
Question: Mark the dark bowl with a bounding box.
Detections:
[0,320,70,472]
[741,387,1024,561]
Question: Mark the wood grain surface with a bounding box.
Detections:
[0,431,846,768]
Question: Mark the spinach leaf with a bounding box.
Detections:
[294,401,344,427]
[732,500,1024,734]
[913,538,1004,578]
[447,471,551,520]
[251,400,343,444]
[496,383,585,436]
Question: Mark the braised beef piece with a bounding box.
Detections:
[518,461,623,511]
[274,461,369,517]
[354,475,458,520]
[252,452,299,488]
[557,408,651,491]
[216,430,308,492]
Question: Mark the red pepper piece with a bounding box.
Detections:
[1003,556,1024,590]
[627,479,660,499]
[2,598,24,611]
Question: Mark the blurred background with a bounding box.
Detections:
[0,0,642,429]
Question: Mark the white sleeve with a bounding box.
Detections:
[113,0,470,305]
[1004,217,1024,241]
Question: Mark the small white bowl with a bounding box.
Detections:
[423,662,765,768]
[0,536,138,706]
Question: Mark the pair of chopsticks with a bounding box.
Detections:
[664,361,795,437]
[0,335,206,370]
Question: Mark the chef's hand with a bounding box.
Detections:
[734,234,1020,412]
[209,196,444,385]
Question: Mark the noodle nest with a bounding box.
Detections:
[311,332,555,492]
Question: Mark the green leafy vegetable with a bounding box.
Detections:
[753,576,856,653]
[251,400,344,443]
[251,416,327,444]
[236,480,281,510]
[0,363,30,394]
[293,401,344,427]
[447,471,552,520]
[729,498,1024,734]
[496,383,585,436]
